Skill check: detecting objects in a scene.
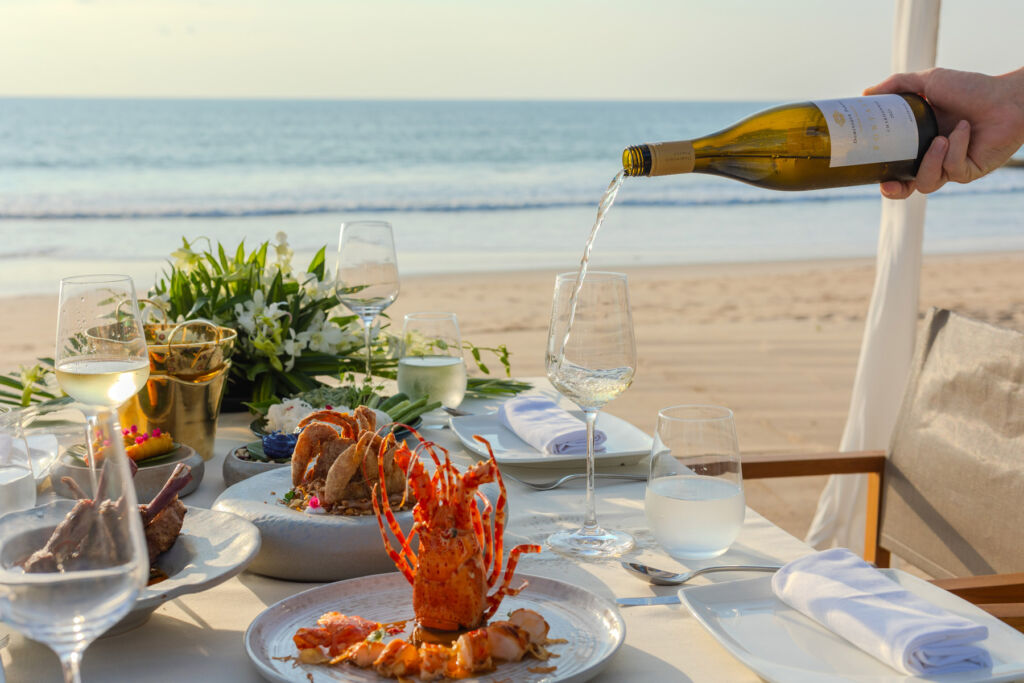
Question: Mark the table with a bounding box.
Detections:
[1,383,815,682]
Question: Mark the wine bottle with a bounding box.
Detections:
[622,94,937,190]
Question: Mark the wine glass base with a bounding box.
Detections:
[546,526,635,559]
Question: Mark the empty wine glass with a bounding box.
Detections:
[545,271,637,558]
[646,405,745,559]
[0,406,36,518]
[0,405,148,683]
[336,221,400,378]
[54,275,150,409]
[398,312,468,416]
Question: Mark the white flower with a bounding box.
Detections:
[272,231,293,274]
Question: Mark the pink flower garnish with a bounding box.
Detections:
[130,425,138,434]
[325,405,332,410]
[309,496,321,509]
[122,428,130,436]
[103,439,111,447]
[135,436,145,445]
[152,428,162,437]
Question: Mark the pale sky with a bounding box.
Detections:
[0,0,1021,100]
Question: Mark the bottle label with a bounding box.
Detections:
[812,95,918,168]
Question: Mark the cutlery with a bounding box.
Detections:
[621,561,782,586]
[501,471,647,491]
[617,595,682,607]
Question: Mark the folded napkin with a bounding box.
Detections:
[772,548,991,676]
[498,396,607,455]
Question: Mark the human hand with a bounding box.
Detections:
[864,67,1024,199]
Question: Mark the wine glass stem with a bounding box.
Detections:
[361,317,374,378]
[582,408,599,532]
[59,651,83,683]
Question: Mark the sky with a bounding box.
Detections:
[0,0,1021,100]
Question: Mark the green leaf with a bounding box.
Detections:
[308,247,327,280]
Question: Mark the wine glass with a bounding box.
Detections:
[0,406,36,518]
[0,404,148,683]
[545,271,637,558]
[336,221,400,378]
[398,312,468,415]
[645,405,745,559]
[54,274,150,410]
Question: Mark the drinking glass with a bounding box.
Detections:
[54,275,150,409]
[336,221,400,378]
[0,406,36,518]
[0,405,148,683]
[545,271,636,558]
[645,405,745,560]
[397,312,467,410]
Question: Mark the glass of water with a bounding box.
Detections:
[645,405,745,560]
[0,406,36,518]
[397,312,467,410]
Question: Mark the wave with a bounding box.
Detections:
[0,246,61,259]
[2,182,1023,220]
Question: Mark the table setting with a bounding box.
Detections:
[2,227,1024,683]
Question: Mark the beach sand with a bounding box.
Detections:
[3,252,1023,540]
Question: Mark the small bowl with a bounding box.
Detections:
[222,443,289,487]
[51,443,204,503]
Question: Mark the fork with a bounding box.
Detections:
[501,471,647,491]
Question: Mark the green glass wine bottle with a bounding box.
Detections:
[623,94,937,190]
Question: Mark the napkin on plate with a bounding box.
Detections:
[497,396,607,455]
[771,548,991,676]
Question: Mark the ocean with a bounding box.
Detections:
[2,97,1023,295]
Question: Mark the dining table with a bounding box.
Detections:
[0,379,816,682]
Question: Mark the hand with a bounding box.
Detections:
[864,67,1024,199]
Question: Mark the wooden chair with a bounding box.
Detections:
[743,309,1024,631]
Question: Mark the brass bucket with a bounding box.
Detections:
[118,315,237,461]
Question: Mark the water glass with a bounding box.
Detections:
[0,406,36,518]
[397,312,467,410]
[645,405,745,560]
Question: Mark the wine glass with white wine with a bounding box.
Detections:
[545,271,637,558]
[336,221,400,379]
[54,274,150,410]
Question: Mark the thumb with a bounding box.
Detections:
[863,71,928,96]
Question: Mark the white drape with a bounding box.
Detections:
[805,0,941,553]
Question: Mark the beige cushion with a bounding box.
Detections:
[880,308,1024,578]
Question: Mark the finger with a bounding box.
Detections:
[863,71,928,96]
[881,180,915,199]
[942,120,973,183]
[913,135,948,194]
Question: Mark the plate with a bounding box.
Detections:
[222,443,289,487]
[110,506,261,635]
[679,569,1024,683]
[252,411,421,439]
[213,467,501,582]
[450,411,652,466]
[51,443,204,504]
[245,572,625,683]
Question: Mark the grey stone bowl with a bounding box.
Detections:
[51,443,204,504]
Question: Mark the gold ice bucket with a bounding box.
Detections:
[118,319,237,461]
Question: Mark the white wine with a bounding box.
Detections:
[55,358,150,406]
[397,355,467,408]
[549,361,634,409]
[623,94,937,190]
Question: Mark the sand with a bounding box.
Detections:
[4,251,1023,540]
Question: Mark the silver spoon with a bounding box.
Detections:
[621,560,782,586]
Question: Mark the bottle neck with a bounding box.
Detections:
[623,141,696,176]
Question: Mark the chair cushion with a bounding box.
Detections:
[881,308,1024,578]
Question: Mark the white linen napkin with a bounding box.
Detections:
[771,548,991,675]
[498,396,607,455]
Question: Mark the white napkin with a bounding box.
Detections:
[772,548,991,675]
[498,396,607,455]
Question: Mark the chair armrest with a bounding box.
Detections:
[742,450,886,479]
[931,574,1024,633]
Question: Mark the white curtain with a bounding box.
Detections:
[805,0,941,553]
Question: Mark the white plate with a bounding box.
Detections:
[245,572,625,683]
[450,411,652,466]
[679,569,1024,683]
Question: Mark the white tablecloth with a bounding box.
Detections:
[1,383,814,682]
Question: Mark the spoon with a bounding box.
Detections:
[621,560,782,586]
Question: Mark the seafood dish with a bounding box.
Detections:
[24,462,193,573]
[284,407,409,515]
[291,425,555,679]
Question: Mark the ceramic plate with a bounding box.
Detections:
[52,443,204,504]
[110,506,261,634]
[213,467,501,582]
[245,573,625,683]
[679,569,1024,683]
[450,411,652,466]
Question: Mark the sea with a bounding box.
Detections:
[2,98,1023,296]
